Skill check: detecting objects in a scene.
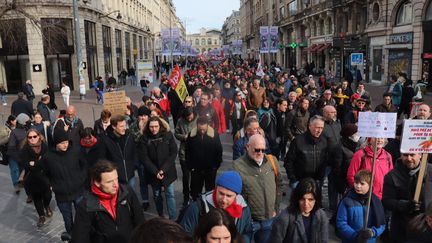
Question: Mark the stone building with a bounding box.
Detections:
[221,10,241,46]
[0,0,181,94]
[187,28,222,54]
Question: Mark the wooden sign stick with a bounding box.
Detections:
[414,154,429,202]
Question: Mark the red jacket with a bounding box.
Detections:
[212,99,226,134]
[346,146,393,200]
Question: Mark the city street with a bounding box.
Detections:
[0,83,430,242]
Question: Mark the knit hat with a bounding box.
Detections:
[16,113,30,125]
[215,171,242,194]
[137,106,151,116]
[341,124,358,138]
[53,128,69,145]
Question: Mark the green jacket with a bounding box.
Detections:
[233,154,283,221]
[174,116,197,161]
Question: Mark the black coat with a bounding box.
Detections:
[285,131,337,182]
[11,98,33,117]
[98,128,137,184]
[21,143,50,194]
[139,131,177,187]
[71,185,145,243]
[185,127,222,170]
[93,119,107,137]
[194,105,219,131]
[382,161,432,243]
[36,101,52,122]
[41,145,86,202]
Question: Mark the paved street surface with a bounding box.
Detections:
[0,82,430,242]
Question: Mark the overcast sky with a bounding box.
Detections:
[172,0,240,34]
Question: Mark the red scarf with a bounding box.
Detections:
[80,136,97,148]
[91,183,118,220]
[212,189,243,219]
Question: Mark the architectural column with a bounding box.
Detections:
[96,23,105,78]
[26,18,47,95]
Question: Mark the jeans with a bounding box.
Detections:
[57,195,83,233]
[141,87,148,96]
[97,91,104,104]
[151,183,176,220]
[137,166,149,203]
[0,94,6,104]
[8,158,21,186]
[252,218,274,243]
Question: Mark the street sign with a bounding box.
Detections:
[400,120,432,153]
[351,53,364,65]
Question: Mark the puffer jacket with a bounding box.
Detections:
[180,190,253,243]
[284,131,331,182]
[174,116,197,161]
[346,146,393,200]
[233,154,283,220]
[268,207,328,243]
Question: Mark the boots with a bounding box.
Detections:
[46,207,53,217]
[37,216,46,227]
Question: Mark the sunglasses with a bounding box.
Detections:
[28,135,38,139]
[254,148,266,153]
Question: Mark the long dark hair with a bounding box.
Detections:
[193,208,242,243]
[288,178,322,214]
[144,116,167,136]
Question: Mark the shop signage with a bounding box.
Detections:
[32,64,42,72]
[351,53,364,65]
[423,53,432,59]
[389,32,413,44]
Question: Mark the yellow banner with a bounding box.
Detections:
[175,76,188,102]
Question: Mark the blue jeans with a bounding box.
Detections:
[8,159,21,186]
[252,218,274,243]
[152,183,176,220]
[57,195,83,233]
[137,166,149,203]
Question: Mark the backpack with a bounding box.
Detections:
[176,194,205,224]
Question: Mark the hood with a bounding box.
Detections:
[203,190,248,209]
[189,126,215,138]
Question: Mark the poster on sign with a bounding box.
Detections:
[358,112,397,138]
[104,90,127,116]
[400,120,432,153]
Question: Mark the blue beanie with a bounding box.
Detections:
[215,171,242,194]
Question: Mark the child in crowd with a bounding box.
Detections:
[336,170,386,243]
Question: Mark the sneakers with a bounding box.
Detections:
[2,103,7,106]
[37,216,46,227]
[46,207,53,217]
[142,202,150,211]
[61,232,72,241]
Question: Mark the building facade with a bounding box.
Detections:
[187,28,222,54]
[221,10,241,45]
[0,0,181,94]
[241,0,432,86]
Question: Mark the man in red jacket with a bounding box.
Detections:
[72,160,144,243]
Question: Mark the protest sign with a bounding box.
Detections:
[358,112,397,138]
[400,119,432,153]
[136,59,153,83]
[103,90,127,116]
[168,65,188,102]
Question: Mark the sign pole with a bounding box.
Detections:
[364,138,378,230]
[414,154,429,202]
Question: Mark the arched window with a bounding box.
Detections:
[426,2,432,21]
[195,39,199,45]
[214,39,218,45]
[201,38,205,45]
[319,19,324,35]
[207,38,212,45]
[326,18,332,34]
[396,1,412,25]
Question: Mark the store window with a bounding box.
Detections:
[85,21,98,86]
[102,25,112,76]
[125,32,131,69]
[372,2,380,23]
[115,29,123,73]
[426,2,432,21]
[396,1,412,26]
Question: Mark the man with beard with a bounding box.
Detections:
[53,105,84,146]
[285,97,310,141]
[194,92,219,131]
[375,93,398,113]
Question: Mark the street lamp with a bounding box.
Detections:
[99,10,122,20]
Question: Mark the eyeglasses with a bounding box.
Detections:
[254,148,266,153]
[28,135,38,139]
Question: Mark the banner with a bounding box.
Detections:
[232,40,242,55]
[172,28,182,55]
[269,26,279,53]
[260,26,269,53]
[161,28,171,55]
[223,45,230,56]
[256,54,265,77]
[168,65,188,102]
[357,112,397,138]
[401,120,432,153]
[136,59,154,83]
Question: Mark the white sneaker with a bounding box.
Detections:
[2,103,6,106]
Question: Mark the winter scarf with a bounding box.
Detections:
[91,183,118,220]
[212,189,243,219]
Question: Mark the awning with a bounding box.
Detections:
[317,43,332,52]
[306,44,317,52]
[310,44,325,53]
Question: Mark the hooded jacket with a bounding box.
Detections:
[180,190,253,243]
[71,184,145,243]
[347,146,393,200]
[98,127,137,184]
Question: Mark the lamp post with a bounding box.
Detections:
[72,0,85,99]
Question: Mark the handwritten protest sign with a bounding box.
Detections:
[103,90,127,116]
[400,120,432,153]
[358,112,397,138]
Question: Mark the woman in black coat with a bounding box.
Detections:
[268,178,328,243]
[139,116,178,220]
[20,128,52,227]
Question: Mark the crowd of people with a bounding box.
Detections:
[0,56,431,243]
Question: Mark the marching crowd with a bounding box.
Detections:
[0,57,431,243]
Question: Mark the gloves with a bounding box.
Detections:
[408,200,422,213]
[357,228,374,240]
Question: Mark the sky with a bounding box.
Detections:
[172,0,240,34]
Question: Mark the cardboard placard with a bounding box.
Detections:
[400,119,432,153]
[103,90,127,116]
[358,112,397,138]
